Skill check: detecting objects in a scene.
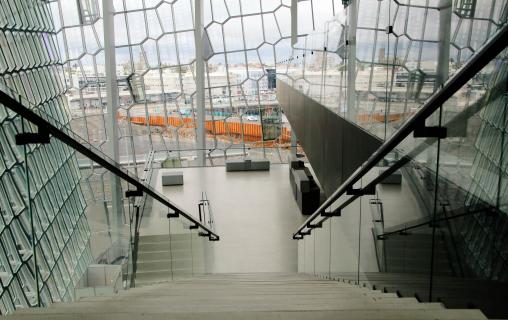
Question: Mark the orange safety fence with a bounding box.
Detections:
[206,121,292,143]
[356,112,413,123]
[118,112,412,143]
[118,114,292,143]
[119,115,194,128]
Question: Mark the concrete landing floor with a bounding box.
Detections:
[140,164,306,274]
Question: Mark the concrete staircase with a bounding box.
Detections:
[9,273,488,319]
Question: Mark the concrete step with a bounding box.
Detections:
[79,294,420,305]
[138,242,193,252]
[8,273,488,320]
[137,248,204,261]
[22,300,447,314]
[137,233,205,251]
[101,289,401,300]
[139,234,190,243]
[136,258,197,271]
[134,269,197,282]
[7,309,488,320]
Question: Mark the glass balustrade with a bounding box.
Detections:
[293,1,508,317]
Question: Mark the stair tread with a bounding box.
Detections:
[8,309,488,320]
[9,273,487,320]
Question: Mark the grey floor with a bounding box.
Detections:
[140,164,306,274]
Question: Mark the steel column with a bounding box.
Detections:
[103,0,123,240]
[346,0,358,121]
[195,0,206,166]
[291,0,298,46]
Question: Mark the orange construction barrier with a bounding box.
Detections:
[118,114,292,143]
[118,111,411,144]
[121,115,194,128]
[356,112,412,123]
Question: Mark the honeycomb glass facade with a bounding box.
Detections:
[281,0,507,138]
[49,0,344,168]
[0,0,92,314]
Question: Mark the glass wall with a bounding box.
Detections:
[48,0,345,169]
[0,1,92,314]
[279,0,506,141]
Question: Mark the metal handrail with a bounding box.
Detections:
[0,86,220,242]
[293,22,508,239]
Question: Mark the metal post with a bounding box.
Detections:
[103,0,123,241]
[195,0,206,166]
[346,0,358,121]
[291,0,298,46]
[436,0,452,90]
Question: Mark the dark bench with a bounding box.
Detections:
[288,155,321,215]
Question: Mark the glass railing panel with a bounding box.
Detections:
[169,217,193,280]
[295,27,508,316]
[302,230,314,275]
[356,97,443,298]
[430,48,508,318]
[129,190,213,286]
[294,76,450,291]
[328,194,364,285]
[190,224,205,276]
[438,50,508,211]
[314,217,331,278]
[299,190,366,285]
[297,236,305,273]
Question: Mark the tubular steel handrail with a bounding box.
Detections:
[0,85,220,242]
[292,22,508,240]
